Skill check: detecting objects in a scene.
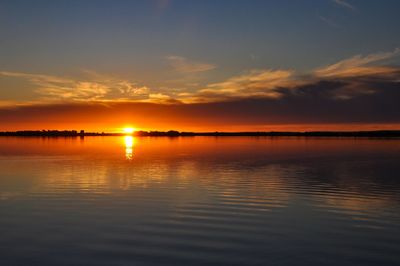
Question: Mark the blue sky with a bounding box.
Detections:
[1,1,399,80]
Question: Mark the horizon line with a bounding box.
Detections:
[1,129,400,138]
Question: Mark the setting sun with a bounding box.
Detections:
[123,127,135,134]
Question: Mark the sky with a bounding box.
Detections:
[0,0,400,132]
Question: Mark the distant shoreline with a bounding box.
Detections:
[1,130,400,138]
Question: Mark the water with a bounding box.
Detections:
[0,136,399,266]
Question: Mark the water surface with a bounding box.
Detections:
[0,136,399,265]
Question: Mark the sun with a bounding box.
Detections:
[123,127,135,134]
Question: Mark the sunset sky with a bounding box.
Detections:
[1,0,400,132]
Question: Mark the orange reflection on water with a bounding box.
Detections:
[124,136,134,160]
[0,136,399,217]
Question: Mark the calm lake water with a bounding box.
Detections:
[0,136,399,266]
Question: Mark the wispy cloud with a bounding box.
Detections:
[180,70,300,103]
[314,48,400,78]
[318,14,340,28]
[166,55,216,73]
[0,71,151,102]
[333,0,355,10]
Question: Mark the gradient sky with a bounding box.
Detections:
[1,0,400,131]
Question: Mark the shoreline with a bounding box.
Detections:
[1,130,400,138]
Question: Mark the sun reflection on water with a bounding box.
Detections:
[124,136,134,160]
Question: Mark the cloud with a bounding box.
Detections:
[0,71,72,84]
[315,48,400,78]
[333,0,355,10]
[166,55,216,73]
[310,49,400,99]
[1,49,400,106]
[318,15,340,28]
[0,71,151,102]
[179,69,306,103]
[1,86,400,131]
[330,82,376,100]
[177,48,400,102]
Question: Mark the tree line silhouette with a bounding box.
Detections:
[0,130,399,137]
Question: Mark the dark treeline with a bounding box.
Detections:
[0,130,89,137]
[0,130,111,137]
[1,130,400,137]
